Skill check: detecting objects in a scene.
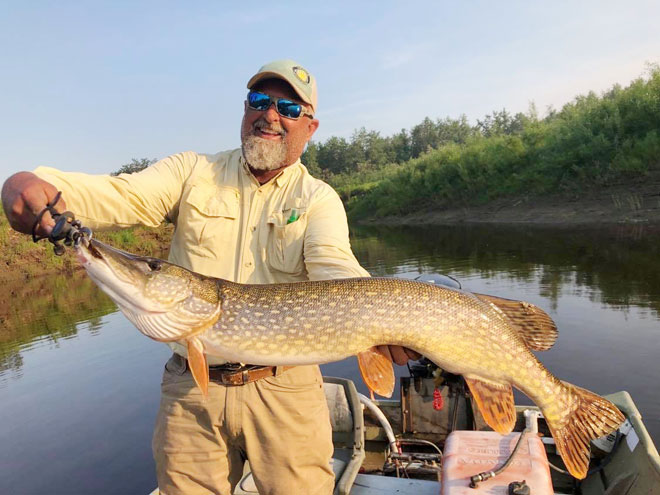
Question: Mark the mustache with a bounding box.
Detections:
[253,119,286,136]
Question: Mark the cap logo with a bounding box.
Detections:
[292,66,310,84]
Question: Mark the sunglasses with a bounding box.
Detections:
[247,91,314,120]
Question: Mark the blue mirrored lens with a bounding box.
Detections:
[277,99,302,119]
[248,92,271,110]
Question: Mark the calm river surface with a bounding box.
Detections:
[1,224,659,494]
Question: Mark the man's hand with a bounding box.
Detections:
[1,172,65,237]
[376,345,422,365]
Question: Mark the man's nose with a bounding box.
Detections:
[264,103,280,122]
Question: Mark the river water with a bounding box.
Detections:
[1,224,659,494]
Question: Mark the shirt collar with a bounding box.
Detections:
[275,159,301,187]
[239,154,301,188]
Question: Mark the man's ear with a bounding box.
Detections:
[306,118,319,140]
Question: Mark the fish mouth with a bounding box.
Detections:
[76,238,172,315]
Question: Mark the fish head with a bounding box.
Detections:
[76,238,221,342]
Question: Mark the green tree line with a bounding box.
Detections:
[302,65,660,219]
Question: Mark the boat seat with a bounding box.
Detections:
[233,377,365,495]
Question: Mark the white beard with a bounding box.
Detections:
[242,135,288,171]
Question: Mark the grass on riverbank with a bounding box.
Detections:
[0,213,174,281]
[328,67,660,220]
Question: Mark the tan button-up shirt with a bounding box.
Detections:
[35,149,369,363]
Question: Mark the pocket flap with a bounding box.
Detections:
[186,184,240,218]
[284,197,307,211]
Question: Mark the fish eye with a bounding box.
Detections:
[147,260,161,271]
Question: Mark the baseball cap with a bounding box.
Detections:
[247,59,318,113]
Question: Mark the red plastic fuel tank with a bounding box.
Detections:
[442,430,553,495]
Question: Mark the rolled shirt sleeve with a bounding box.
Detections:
[33,152,197,230]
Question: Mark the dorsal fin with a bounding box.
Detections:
[474,293,558,351]
[357,347,395,398]
[465,376,516,434]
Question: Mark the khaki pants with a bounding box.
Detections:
[153,355,335,495]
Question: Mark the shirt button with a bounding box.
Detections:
[245,261,252,267]
[251,226,257,232]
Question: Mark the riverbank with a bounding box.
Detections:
[2,176,659,281]
[357,176,660,227]
[0,217,173,282]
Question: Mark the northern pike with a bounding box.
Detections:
[76,238,624,479]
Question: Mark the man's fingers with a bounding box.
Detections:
[375,345,393,362]
[375,345,421,366]
[404,348,422,361]
[377,345,407,366]
[2,172,65,235]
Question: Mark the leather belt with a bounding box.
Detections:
[209,365,294,385]
[178,355,294,385]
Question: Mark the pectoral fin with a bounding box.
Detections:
[187,337,209,398]
[465,376,516,434]
[357,347,395,398]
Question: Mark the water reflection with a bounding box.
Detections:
[353,223,660,315]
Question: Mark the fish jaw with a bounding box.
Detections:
[76,239,222,342]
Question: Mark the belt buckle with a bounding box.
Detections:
[219,369,250,385]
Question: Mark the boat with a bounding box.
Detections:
[148,275,660,494]
[148,369,660,494]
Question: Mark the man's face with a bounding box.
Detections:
[240,79,319,171]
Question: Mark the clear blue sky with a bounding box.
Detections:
[1,1,659,184]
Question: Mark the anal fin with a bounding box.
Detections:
[187,337,209,398]
[357,347,395,398]
[465,377,516,434]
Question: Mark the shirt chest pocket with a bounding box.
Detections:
[266,201,308,275]
[182,183,240,259]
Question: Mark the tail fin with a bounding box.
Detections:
[546,383,625,479]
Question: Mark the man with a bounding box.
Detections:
[2,59,418,495]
